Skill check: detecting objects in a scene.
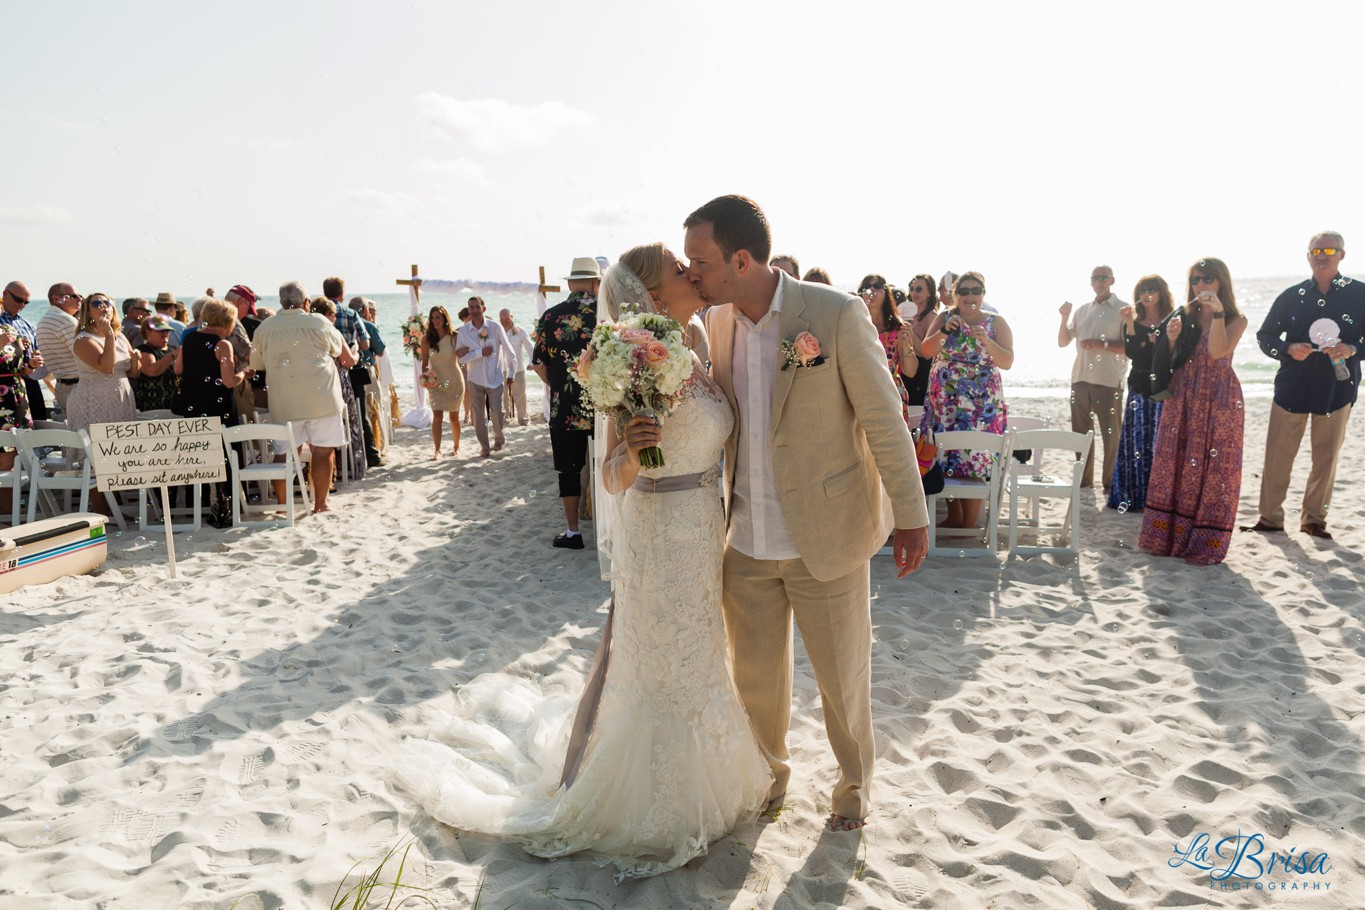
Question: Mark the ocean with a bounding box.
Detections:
[242,275,1297,405]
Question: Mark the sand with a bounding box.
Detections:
[1,394,1360,909]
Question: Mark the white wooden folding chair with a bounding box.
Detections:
[1007,429,1093,557]
[17,428,127,529]
[927,429,1009,558]
[221,421,309,526]
[1003,415,1048,528]
[1,428,29,527]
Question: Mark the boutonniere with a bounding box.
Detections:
[780,331,825,370]
[478,327,489,341]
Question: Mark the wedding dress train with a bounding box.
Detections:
[395,372,772,880]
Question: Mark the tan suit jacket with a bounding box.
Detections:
[707,272,928,581]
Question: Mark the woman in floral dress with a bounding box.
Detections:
[918,272,1013,529]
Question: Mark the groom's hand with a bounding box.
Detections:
[893,527,928,578]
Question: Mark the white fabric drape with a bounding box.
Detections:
[400,282,433,429]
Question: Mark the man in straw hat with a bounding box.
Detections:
[531,256,600,549]
[152,292,187,349]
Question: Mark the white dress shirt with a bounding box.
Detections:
[504,324,534,373]
[728,279,799,560]
[457,318,517,388]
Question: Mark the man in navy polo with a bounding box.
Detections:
[1244,232,1365,540]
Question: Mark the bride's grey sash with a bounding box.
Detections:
[559,596,614,789]
[631,469,717,493]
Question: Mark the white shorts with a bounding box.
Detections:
[272,415,347,453]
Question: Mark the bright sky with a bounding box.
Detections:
[3,1,1361,309]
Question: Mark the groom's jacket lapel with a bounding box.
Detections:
[709,303,737,412]
[770,273,809,432]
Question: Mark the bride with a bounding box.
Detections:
[395,242,773,880]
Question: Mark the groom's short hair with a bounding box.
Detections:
[684,195,771,265]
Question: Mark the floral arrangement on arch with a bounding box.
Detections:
[402,314,427,359]
[571,312,694,467]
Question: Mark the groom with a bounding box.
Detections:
[686,195,929,832]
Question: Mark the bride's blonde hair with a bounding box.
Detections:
[602,242,666,320]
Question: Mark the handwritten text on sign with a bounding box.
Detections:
[87,417,226,491]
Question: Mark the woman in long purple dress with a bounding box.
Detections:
[1139,258,1247,565]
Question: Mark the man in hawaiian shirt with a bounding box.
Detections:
[531,257,599,549]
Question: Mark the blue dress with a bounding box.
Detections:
[1108,322,1163,511]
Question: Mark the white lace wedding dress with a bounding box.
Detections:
[395,369,773,880]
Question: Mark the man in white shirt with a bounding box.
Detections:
[456,297,517,458]
[33,282,82,415]
[499,308,534,426]
[1058,265,1128,490]
[689,194,929,833]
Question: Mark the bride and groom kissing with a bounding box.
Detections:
[397,195,930,880]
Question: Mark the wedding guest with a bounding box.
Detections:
[249,281,355,514]
[34,282,83,415]
[858,274,910,418]
[771,254,800,278]
[67,293,140,435]
[0,321,34,514]
[899,273,938,407]
[0,281,46,420]
[531,257,599,548]
[802,267,832,285]
[1243,232,1365,540]
[324,277,378,467]
[132,315,178,412]
[223,285,260,425]
[1107,275,1173,512]
[1139,258,1247,566]
[918,272,1013,530]
[456,306,475,427]
[420,305,464,459]
[456,297,517,459]
[152,293,187,349]
[499,308,534,426]
[311,298,366,482]
[353,297,387,464]
[120,297,151,347]
[1058,265,1128,491]
[174,300,245,526]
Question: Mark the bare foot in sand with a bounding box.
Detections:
[312,505,332,514]
[827,814,867,832]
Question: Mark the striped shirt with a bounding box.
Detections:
[33,306,80,381]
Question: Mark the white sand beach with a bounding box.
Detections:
[2,395,1359,909]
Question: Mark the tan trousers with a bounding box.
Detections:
[468,382,505,455]
[503,370,528,425]
[1258,402,1352,528]
[1071,381,1124,488]
[722,547,875,820]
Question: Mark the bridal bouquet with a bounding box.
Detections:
[402,315,427,358]
[572,312,693,468]
[420,366,440,390]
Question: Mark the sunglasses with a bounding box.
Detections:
[859,284,886,295]
[1091,275,1114,282]
[1190,275,1217,286]
[90,299,113,309]
[1311,247,1340,257]
[7,293,29,305]
[957,287,985,296]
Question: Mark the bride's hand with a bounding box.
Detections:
[621,415,661,457]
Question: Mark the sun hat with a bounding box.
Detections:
[565,257,602,280]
